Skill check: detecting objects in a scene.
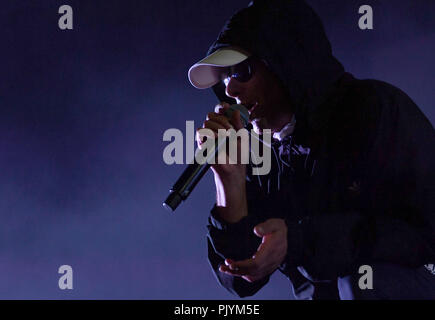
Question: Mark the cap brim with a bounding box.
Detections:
[188,47,250,89]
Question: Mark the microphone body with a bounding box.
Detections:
[163,104,249,212]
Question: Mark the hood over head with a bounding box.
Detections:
[206,0,345,121]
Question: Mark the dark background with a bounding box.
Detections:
[0,0,434,299]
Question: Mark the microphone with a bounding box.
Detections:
[163,104,250,212]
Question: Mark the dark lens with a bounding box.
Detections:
[230,59,252,82]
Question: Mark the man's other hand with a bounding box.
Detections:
[219,218,288,282]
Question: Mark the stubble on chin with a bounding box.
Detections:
[251,120,262,135]
[252,118,270,135]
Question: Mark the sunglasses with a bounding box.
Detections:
[222,56,256,83]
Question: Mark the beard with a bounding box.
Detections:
[250,101,293,136]
[251,118,270,135]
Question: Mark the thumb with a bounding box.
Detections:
[254,219,283,237]
[253,222,267,237]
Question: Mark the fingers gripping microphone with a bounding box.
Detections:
[163,104,250,212]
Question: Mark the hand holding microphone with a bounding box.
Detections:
[197,102,247,179]
[163,103,250,212]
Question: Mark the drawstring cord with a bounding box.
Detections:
[248,131,282,192]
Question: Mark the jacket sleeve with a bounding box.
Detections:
[281,83,435,280]
[206,213,266,297]
[206,178,277,297]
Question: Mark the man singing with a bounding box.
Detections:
[187,0,435,299]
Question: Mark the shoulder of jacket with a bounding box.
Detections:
[342,78,412,108]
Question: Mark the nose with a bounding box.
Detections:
[225,77,243,100]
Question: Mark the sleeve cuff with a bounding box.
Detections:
[209,204,261,232]
[207,204,263,261]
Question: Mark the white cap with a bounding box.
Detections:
[188,47,250,89]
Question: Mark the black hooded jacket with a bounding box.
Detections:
[205,0,435,298]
